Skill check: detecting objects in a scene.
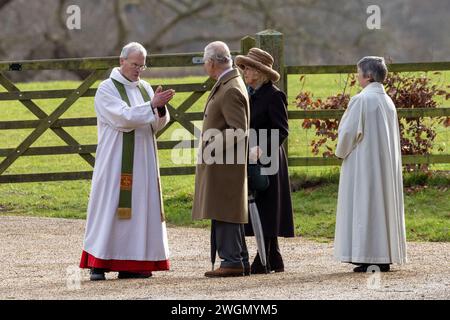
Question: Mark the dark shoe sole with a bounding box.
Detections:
[90,273,106,281]
[118,272,152,279]
[90,268,106,281]
[204,272,244,278]
[251,268,271,274]
[353,264,390,273]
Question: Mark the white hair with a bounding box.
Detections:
[203,41,232,67]
[120,42,147,59]
[357,56,388,83]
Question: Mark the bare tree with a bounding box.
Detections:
[142,0,216,52]
[0,0,12,10]
[1,0,449,77]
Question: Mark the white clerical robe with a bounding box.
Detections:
[82,67,170,262]
[334,82,407,264]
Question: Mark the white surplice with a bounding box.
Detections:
[334,82,407,264]
[82,67,170,261]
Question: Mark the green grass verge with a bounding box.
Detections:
[0,73,449,242]
[0,171,448,242]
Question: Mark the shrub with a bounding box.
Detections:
[296,72,450,171]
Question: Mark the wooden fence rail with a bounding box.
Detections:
[0,30,449,183]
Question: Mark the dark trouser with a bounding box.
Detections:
[212,220,249,268]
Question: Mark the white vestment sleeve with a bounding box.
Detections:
[140,82,171,133]
[335,95,365,159]
[95,83,156,132]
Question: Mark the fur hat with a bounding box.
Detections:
[235,47,280,82]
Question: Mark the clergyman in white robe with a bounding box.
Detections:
[79,67,170,273]
[334,81,407,266]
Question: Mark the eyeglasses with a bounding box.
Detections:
[127,60,147,71]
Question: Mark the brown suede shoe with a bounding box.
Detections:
[204,266,244,278]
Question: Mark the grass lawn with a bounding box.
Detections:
[0,72,449,242]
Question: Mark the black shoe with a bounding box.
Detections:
[118,271,152,279]
[90,268,106,281]
[250,253,270,274]
[269,238,284,272]
[271,265,285,273]
[353,264,390,273]
[244,263,251,276]
[269,252,285,273]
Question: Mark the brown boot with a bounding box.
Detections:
[204,266,244,278]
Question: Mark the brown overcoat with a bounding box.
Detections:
[192,69,250,224]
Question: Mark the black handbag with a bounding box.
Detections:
[247,164,270,192]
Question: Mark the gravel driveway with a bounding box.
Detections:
[0,216,448,300]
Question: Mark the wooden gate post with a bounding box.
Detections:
[255,30,289,159]
[255,30,286,94]
[240,36,256,55]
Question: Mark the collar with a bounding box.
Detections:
[361,81,385,94]
[110,67,140,88]
[249,81,272,98]
[248,83,263,95]
[217,67,234,82]
[206,69,240,104]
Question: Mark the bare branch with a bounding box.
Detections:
[144,0,214,52]
[159,0,183,15]
[0,0,12,11]
[114,0,130,53]
[154,35,243,52]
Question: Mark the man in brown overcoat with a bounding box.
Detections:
[192,41,250,277]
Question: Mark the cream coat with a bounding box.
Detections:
[334,82,407,264]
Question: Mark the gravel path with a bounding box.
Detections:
[0,216,448,300]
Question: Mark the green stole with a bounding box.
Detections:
[111,78,153,220]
